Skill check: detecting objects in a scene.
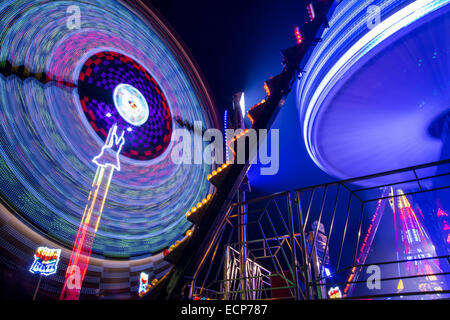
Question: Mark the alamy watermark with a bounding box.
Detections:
[366,264,381,290]
[170,122,280,176]
[366,5,381,30]
[67,5,81,30]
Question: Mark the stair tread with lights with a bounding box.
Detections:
[163,234,191,265]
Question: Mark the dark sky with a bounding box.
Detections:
[147,0,335,195]
[147,0,305,109]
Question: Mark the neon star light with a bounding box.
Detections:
[92,124,125,171]
[60,124,125,300]
[29,247,61,276]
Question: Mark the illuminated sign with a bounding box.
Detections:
[29,247,61,276]
[138,272,149,296]
[328,286,342,299]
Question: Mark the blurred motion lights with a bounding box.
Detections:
[0,0,217,259]
[297,0,450,179]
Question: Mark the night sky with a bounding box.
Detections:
[147,0,336,196]
[0,0,448,302]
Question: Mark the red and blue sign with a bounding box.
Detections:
[29,247,61,276]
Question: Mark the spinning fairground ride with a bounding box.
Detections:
[0,0,219,300]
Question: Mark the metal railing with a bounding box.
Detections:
[190,158,450,300]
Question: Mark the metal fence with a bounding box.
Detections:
[189,159,450,300]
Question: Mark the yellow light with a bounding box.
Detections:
[212,170,217,176]
[186,211,191,217]
[207,194,212,200]
[202,198,207,204]
[175,240,180,245]
[169,245,175,250]
[217,167,222,172]
[197,202,202,208]
[397,279,404,291]
[186,230,193,237]
[207,174,212,180]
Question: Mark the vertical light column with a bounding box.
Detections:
[60,125,124,300]
[396,190,443,293]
